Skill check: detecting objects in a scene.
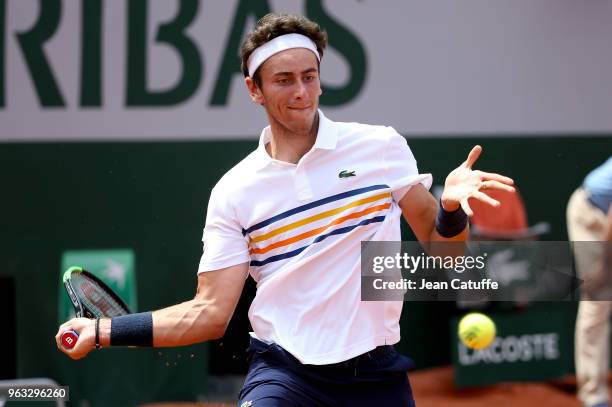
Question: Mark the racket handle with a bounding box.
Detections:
[61,330,79,349]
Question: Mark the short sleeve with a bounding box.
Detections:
[198,186,250,273]
[383,127,433,202]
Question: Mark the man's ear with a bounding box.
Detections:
[245,77,264,105]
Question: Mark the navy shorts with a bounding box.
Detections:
[238,338,416,407]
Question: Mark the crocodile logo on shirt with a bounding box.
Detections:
[338,170,356,178]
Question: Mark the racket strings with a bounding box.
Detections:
[71,274,129,317]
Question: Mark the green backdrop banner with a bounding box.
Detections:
[451,304,575,387]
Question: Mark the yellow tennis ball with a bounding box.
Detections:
[458,312,496,350]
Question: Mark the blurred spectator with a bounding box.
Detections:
[567,156,612,407]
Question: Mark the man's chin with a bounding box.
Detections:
[286,120,317,135]
[283,107,312,119]
[287,107,315,116]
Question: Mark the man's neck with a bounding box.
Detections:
[266,114,320,164]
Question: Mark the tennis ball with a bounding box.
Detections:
[458,312,496,350]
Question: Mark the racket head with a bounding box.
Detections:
[63,266,131,318]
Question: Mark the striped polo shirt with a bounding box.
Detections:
[199,110,432,364]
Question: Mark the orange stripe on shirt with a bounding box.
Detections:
[249,202,391,255]
[250,192,391,244]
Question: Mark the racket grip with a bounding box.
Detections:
[61,330,79,349]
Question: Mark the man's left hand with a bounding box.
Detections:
[441,145,515,216]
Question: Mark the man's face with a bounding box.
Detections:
[248,48,322,135]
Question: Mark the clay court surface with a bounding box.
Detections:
[139,365,598,407]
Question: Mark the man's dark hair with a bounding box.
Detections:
[240,13,328,87]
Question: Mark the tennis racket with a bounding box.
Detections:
[60,266,131,349]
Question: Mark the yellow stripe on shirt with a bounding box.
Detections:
[249,192,391,244]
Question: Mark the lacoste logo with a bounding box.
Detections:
[240,401,253,407]
[338,170,356,178]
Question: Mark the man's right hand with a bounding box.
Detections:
[55,317,96,360]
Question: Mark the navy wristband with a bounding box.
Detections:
[110,312,153,347]
[435,200,468,238]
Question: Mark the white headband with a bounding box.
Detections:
[247,33,320,77]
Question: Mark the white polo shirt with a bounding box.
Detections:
[199,110,432,365]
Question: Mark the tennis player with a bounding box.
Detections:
[56,13,514,406]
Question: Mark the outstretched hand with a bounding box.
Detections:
[440,145,515,216]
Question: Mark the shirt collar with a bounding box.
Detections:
[254,109,338,168]
[312,110,338,150]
